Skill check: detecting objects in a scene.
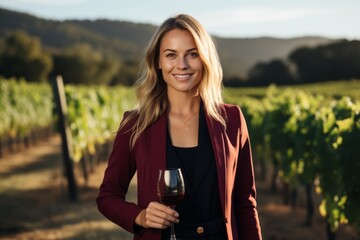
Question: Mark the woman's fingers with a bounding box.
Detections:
[143,202,179,229]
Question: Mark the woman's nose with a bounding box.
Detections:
[177,57,189,69]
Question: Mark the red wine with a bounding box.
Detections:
[161,194,185,206]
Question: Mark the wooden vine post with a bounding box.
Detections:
[52,75,78,202]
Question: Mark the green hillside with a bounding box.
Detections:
[0,7,337,78]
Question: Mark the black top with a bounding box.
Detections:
[165,103,223,223]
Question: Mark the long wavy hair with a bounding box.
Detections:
[121,14,225,148]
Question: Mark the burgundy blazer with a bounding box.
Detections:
[97,104,262,240]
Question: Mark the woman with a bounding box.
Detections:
[97,14,262,240]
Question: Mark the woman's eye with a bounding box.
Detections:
[188,52,199,58]
[166,53,176,58]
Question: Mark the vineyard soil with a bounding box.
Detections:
[0,135,357,240]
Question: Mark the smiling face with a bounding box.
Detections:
[158,29,203,95]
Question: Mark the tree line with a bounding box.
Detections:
[0,30,359,86]
[0,30,138,85]
[246,40,360,86]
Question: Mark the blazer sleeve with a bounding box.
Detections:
[96,111,143,234]
[233,106,262,239]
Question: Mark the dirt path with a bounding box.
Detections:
[0,135,357,240]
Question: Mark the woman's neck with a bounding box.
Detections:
[167,93,201,115]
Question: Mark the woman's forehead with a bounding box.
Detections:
[160,29,197,51]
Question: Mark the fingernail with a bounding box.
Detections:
[175,219,179,223]
[174,212,179,217]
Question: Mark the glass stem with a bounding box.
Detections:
[170,221,176,240]
[170,206,176,240]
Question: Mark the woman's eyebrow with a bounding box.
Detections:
[186,48,197,52]
[162,48,198,53]
[186,48,198,52]
[162,49,176,53]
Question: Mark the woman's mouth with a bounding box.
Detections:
[173,74,193,80]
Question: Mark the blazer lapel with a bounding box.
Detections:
[192,105,214,192]
[205,113,226,214]
[149,113,167,180]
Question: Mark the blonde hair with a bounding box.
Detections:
[122,14,225,148]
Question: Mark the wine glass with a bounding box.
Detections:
[157,168,185,240]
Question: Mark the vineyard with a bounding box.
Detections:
[0,76,359,239]
[226,86,360,238]
[0,78,53,156]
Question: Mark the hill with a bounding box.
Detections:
[0,7,337,78]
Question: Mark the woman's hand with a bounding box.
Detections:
[135,201,179,229]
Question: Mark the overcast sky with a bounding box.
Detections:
[0,0,359,39]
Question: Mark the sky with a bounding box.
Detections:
[0,0,359,39]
